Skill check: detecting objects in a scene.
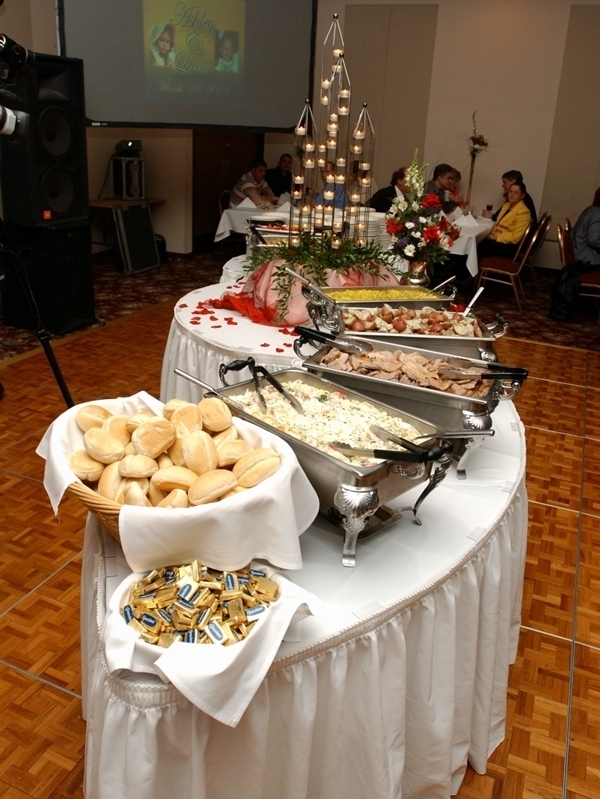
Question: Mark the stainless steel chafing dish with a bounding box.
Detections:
[292,327,527,478]
[175,367,453,567]
[318,284,457,309]
[297,275,507,362]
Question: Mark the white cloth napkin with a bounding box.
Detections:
[454,213,479,229]
[37,392,320,572]
[236,197,256,209]
[277,194,290,207]
[102,566,323,726]
[277,200,291,213]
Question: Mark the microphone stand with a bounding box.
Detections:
[0,221,74,408]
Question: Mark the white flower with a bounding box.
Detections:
[417,241,425,248]
[411,201,420,212]
[405,221,414,229]
[404,244,416,257]
[411,231,422,239]
[396,198,408,212]
[418,216,427,223]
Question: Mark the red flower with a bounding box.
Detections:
[423,225,441,243]
[421,193,442,210]
[386,218,404,235]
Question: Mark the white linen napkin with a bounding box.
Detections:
[37,392,320,572]
[454,213,479,229]
[277,200,291,213]
[236,197,256,208]
[277,194,290,207]
[102,566,324,726]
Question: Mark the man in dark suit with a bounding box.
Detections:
[369,166,408,212]
[482,169,537,227]
[265,154,292,197]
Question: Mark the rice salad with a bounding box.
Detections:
[230,380,424,467]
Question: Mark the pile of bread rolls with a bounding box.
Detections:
[68,396,281,508]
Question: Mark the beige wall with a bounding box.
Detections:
[6,0,600,260]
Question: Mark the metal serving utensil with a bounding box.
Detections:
[293,325,374,355]
[218,357,304,414]
[173,369,246,411]
[369,424,428,454]
[461,285,484,316]
[329,440,453,463]
[426,275,456,295]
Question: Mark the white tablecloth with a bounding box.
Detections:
[215,207,290,241]
[81,398,527,799]
[451,215,494,276]
[160,283,309,403]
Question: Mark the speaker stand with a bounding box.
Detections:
[1,225,74,409]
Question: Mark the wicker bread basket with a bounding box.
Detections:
[67,481,122,544]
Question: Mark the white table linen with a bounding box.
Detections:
[451,215,494,276]
[81,400,527,799]
[160,284,312,403]
[215,208,290,241]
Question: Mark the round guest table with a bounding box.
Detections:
[84,288,529,799]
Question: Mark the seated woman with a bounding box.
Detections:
[571,186,600,266]
[477,181,531,260]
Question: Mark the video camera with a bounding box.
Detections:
[0,33,35,137]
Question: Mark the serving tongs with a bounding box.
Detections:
[461,286,484,317]
[173,368,246,411]
[284,266,334,306]
[438,364,528,381]
[247,222,268,245]
[218,357,304,414]
[371,424,494,446]
[293,325,373,356]
[329,439,453,464]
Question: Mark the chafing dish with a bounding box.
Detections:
[293,327,527,478]
[318,283,457,309]
[175,367,453,567]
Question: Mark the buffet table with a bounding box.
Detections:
[81,397,527,799]
[160,282,309,403]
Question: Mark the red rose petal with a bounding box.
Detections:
[275,348,284,353]
[283,342,292,347]
[178,303,188,308]
[209,316,219,321]
[211,325,222,328]
[260,343,270,347]
[190,319,200,325]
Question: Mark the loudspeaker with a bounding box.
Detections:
[0,222,96,335]
[0,53,89,227]
[112,203,160,274]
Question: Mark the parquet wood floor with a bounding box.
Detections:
[0,310,598,798]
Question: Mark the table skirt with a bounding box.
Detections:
[82,471,526,799]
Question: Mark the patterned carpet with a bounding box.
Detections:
[1,241,599,362]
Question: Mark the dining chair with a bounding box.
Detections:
[523,212,551,285]
[219,189,232,215]
[557,224,600,324]
[476,222,545,312]
[564,218,572,234]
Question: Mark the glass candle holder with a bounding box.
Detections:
[359,162,370,171]
[336,157,346,167]
[353,129,366,139]
[333,48,343,57]
[305,141,315,152]
[339,88,350,98]
[338,105,349,115]
[335,174,345,184]
[323,190,334,201]
[321,95,329,105]
[321,79,331,89]
[293,174,304,184]
[304,158,315,169]
[329,113,338,123]
[295,125,306,136]
[351,144,362,154]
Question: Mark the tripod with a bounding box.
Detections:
[0,220,74,408]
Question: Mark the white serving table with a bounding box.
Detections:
[81,396,527,799]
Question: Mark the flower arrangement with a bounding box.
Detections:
[466,112,489,208]
[386,151,460,267]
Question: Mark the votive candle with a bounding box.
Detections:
[295,125,306,136]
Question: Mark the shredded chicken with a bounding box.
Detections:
[320,347,490,398]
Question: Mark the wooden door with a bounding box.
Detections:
[193,129,263,239]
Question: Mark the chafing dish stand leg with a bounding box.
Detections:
[334,485,380,568]
[455,435,486,480]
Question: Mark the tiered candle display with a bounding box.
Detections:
[290,14,375,248]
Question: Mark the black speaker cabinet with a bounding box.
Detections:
[113,203,160,274]
[0,54,89,227]
[0,222,96,335]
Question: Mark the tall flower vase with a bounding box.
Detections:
[465,155,476,212]
[402,260,431,287]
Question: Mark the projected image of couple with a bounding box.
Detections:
[149,25,239,73]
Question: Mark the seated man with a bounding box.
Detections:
[424,164,462,215]
[312,161,345,208]
[230,158,276,207]
[369,167,408,212]
[265,154,293,197]
[572,186,600,266]
[482,170,537,227]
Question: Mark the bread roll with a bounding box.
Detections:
[148,482,167,507]
[157,488,189,509]
[183,430,218,475]
[115,478,150,505]
[198,396,232,432]
[232,448,281,488]
[124,442,136,456]
[212,425,239,448]
[217,439,253,468]
[102,414,131,446]
[156,452,174,469]
[170,403,203,433]
[97,461,124,501]
[122,481,151,507]
[75,404,112,432]
[166,421,189,467]
[150,465,198,492]
[69,450,105,482]
[118,453,159,479]
[162,398,188,420]
[188,469,238,505]
[132,418,176,458]
[220,485,248,500]
[125,412,155,433]
[83,427,125,464]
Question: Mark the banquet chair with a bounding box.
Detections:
[523,212,551,285]
[564,218,572,234]
[476,221,545,312]
[219,189,232,214]
[557,223,600,324]
[217,189,245,254]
